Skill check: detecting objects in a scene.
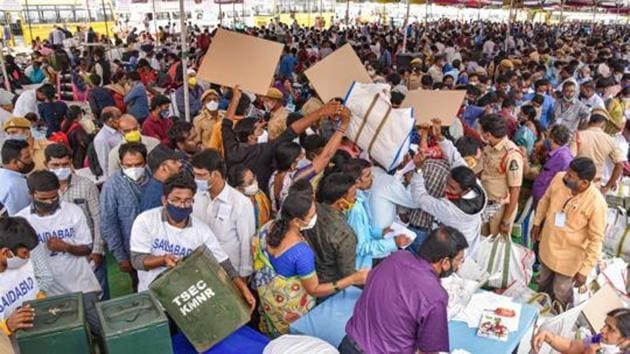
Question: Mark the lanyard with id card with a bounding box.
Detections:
[555,197,574,228]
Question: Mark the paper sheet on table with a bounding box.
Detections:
[452,291,522,331]
[383,222,417,249]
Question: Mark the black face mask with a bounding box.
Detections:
[19,160,35,175]
[34,198,60,214]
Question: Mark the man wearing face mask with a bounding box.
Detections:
[264,87,289,140]
[129,173,256,311]
[0,216,39,352]
[16,171,102,338]
[341,226,468,354]
[223,87,343,194]
[142,95,173,146]
[304,173,358,288]
[176,70,204,118]
[191,149,256,278]
[194,89,224,153]
[532,157,607,307]
[0,140,34,215]
[478,114,524,237]
[139,145,183,213]
[554,81,590,134]
[3,117,50,171]
[410,123,487,256]
[100,142,150,291]
[44,143,108,298]
[108,114,160,177]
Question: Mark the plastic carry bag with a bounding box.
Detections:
[473,235,535,290]
[603,207,630,261]
[343,82,415,171]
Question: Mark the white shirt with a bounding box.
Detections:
[581,94,606,111]
[16,202,101,295]
[130,207,230,292]
[93,124,122,176]
[13,90,39,118]
[0,260,39,321]
[192,184,255,277]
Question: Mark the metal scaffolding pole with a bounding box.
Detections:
[179,0,190,122]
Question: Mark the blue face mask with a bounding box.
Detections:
[166,203,192,223]
[160,109,170,119]
[195,179,208,192]
[543,139,553,151]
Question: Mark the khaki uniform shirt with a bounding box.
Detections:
[193,109,225,150]
[31,138,50,171]
[480,137,524,202]
[570,126,625,180]
[268,107,289,140]
[534,172,607,277]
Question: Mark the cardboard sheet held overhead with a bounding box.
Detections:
[304,44,372,103]
[402,90,466,126]
[197,29,284,96]
[582,284,624,332]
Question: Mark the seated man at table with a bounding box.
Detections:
[341,225,468,354]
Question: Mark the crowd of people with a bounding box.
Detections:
[0,17,629,354]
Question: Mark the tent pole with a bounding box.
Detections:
[152,0,159,45]
[179,0,190,122]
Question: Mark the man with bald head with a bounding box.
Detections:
[93,107,123,176]
[107,114,160,177]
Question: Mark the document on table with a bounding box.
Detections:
[383,222,417,249]
[452,291,522,331]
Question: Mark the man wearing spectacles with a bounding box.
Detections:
[129,173,256,311]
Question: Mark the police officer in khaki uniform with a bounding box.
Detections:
[478,114,524,236]
[569,108,625,194]
[264,87,289,140]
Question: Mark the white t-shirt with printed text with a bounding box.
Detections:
[16,202,101,295]
[0,260,39,321]
[130,207,230,292]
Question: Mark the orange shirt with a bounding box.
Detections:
[534,172,607,277]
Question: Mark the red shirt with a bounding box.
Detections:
[142,112,173,145]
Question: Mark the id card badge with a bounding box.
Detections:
[554,212,566,228]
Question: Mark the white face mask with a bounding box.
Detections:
[6,252,28,269]
[300,214,317,231]
[195,179,208,192]
[598,343,621,354]
[205,101,219,112]
[257,130,269,144]
[51,167,72,181]
[243,180,259,196]
[123,167,145,181]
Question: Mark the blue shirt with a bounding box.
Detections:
[124,82,150,122]
[348,190,397,269]
[138,176,163,213]
[524,93,555,129]
[279,54,297,79]
[0,168,31,216]
[268,242,315,278]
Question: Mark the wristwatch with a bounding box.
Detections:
[332,281,340,292]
